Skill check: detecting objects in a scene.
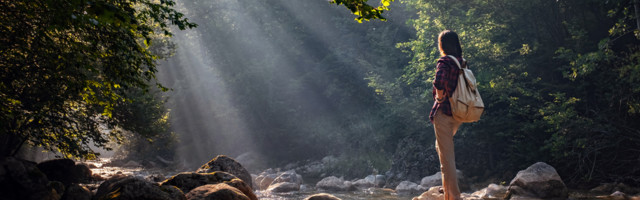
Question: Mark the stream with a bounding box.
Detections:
[84,158,615,200]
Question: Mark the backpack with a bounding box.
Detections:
[447,55,484,122]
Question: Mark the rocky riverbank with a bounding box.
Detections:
[1,155,639,200]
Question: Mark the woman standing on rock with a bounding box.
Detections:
[429,30,465,200]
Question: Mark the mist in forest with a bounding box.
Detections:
[156,0,413,170]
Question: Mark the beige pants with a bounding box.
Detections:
[433,110,463,200]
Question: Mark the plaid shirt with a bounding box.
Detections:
[429,55,462,122]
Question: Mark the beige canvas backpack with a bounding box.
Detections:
[447,55,484,122]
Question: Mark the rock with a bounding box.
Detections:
[0,157,60,200]
[62,184,92,200]
[49,181,66,195]
[148,174,167,182]
[412,186,443,200]
[470,184,507,200]
[611,191,627,198]
[316,176,355,191]
[396,181,427,195]
[185,183,250,200]
[591,183,640,195]
[353,177,374,189]
[506,162,568,199]
[160,185,186,200]
[374,175,386,187]
[420,170,464,188]
[37,158,92,185]
[161,172,256,200]
[196,155,253,189]
[304,193,342,200]
[254,173,277,190]
[266,182,300,193]
[353,174,386,189]
[161,172,236,193]
[93,176,182,200]
[272,170,303,185]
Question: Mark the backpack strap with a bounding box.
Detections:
[446,55,462,69]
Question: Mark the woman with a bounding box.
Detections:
[429,30,464,200]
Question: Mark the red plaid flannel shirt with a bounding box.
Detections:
[429,55,462,122]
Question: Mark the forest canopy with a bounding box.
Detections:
[0,0,196,158]
[1,0,639,187]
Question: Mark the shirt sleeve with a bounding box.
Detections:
[432,61,448,91]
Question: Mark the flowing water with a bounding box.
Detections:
[84,158,609,200]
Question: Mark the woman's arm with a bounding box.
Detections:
[433,61,448,103]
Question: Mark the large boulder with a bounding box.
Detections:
[185,184,250,200]
[37,159,92,185]
[61,184,92,200]
[316,176,355,191]
[160,172,256,200]
[161,172,236,193]
[196,155,253,189]
[304,193,342,200]
[396,181,428,195]
[93,176,183,200]
[506,162,568,199]
[0,157,60,200]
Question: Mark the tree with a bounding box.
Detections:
[331,0,395,22]
[0,0,195,159]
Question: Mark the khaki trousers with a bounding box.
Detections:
[433,110,463,200]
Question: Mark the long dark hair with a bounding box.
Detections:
[438,30,462,57]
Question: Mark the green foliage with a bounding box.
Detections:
[331,0,395,22]
[0,0,195,159]
[112,87,177,163]
[377,0,640,184]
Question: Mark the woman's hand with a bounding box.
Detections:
[435,89,445,103]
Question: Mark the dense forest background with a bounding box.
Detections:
[2,0,639,188]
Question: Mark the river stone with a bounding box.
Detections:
[93,176,181,200]
[62,184,92,200]
[254,173,276,190]
[396,180,427,195]
[412,186,443,200]
[196,155,253,189]
[266,182,300,193]
[353,175,375,189]
[37,158,92,185]
[185,184,250,200]
[304,193,342,200]
[507,162,568,199]
[161,172,256,200]
[271,170,302,185]
[0,157,60,200]
[316,176,355,191]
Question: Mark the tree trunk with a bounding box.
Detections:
[635,0,640,31]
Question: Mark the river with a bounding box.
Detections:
[84,158,614,200]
